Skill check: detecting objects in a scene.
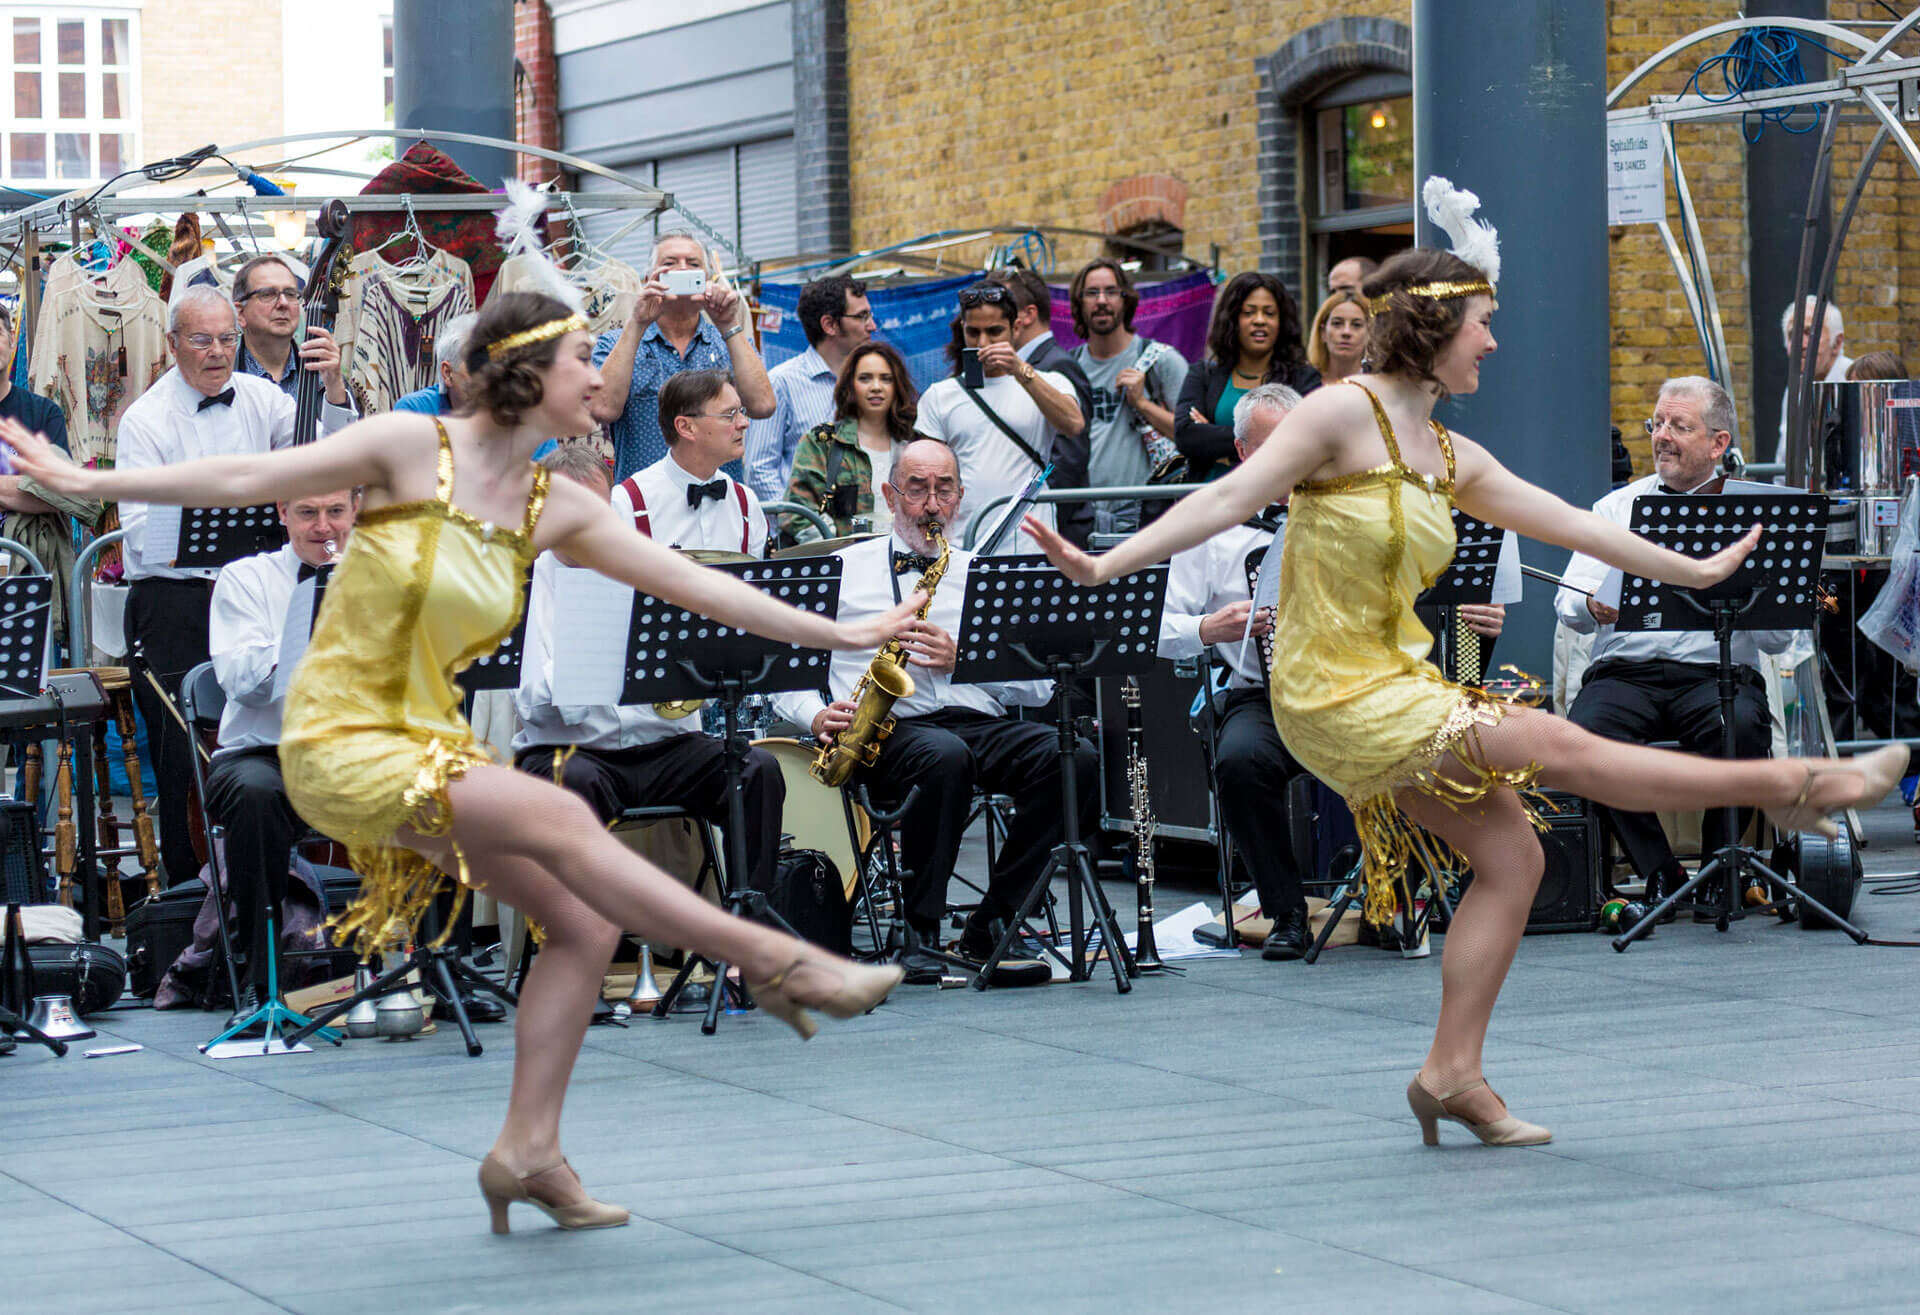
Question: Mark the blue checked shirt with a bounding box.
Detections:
[744,345,839,502]
[593,318,739,480]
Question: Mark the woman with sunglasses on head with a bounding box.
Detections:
[781,339,920,542]
[1023,182,1906,1150]
[1,290,914,1233]
[1174,272,1320,481]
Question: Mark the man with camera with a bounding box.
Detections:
[914,283,1082,554]
[589,230,774,481]
[1069,258,1188,534]
[772,439,1096,980]
[744,275,873,502]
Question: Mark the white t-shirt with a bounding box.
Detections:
[915,371,1070,553]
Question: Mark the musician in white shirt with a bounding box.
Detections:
[119,286,355,888]
[1557,376,1792,907]
[771,438,1092,972]
[204,488,356,1007]
[611,368,768,557]
[514,441,786,895]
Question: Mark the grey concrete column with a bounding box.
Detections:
[393,0,515,189]
[793,0,850,256]
[1414,0,1609,678]
[1747,1,1829,452]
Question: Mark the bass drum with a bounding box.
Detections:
[755,737,870,901]
[1787,827,1864,930]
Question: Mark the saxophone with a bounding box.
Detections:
[810,524,951,787]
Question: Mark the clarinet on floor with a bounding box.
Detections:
[1122,678,1167,971]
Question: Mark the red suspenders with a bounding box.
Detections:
[618,475,751,553]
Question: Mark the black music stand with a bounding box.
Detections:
[953,557,1168,992]
[2,798,64,1056]
[619,558,842,1034]
[1426,509,1504,685]
[1610,491,1865,948]
[174,506,283,569]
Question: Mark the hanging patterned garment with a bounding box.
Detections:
[335,247,476,415]
[29,252,170,467]
[488,251,642,336]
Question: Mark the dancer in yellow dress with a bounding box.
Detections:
[1024,187,1906,1149]
[2,292,913,1232]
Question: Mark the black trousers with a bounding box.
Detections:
[861,708,1097,929]
[514,733,785,895]
[127,576,215,888]
[1205,688,1310,917]
[202,746,308,993]
[1569,658,1772,880]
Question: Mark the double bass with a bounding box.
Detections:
[289,200,355,444]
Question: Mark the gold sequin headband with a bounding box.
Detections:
[1366,280,1495,314]
[486,314,590,361]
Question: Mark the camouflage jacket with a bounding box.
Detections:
[781,419,876,542]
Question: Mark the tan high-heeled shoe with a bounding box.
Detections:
[478,1154,630,1234]
[1406,1075,1551,1147]
[1768,745,1910,840]
[748,956,905,1041]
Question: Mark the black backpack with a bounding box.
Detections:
[766,848,851,955]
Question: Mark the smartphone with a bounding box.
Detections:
[662,268,707,297]
[960,346,985,389]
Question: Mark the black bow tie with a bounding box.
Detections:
[893,550,936,575]
[686,478,729,508]
[297,561,332,582]
[197,387,236,412]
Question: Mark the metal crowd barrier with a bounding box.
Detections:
[960,484,1192,551]
[760,499,834,540]
[68,530,124,666]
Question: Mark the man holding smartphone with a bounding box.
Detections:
[588,229,775,481]
[913,283,1082,554]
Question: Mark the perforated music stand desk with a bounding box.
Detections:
[1424,509,1503,685]
[0,574,70,1054]
[460,580,533,693]
[952,556,1168,992]
[173,506,282,569]
[621,557,842,1034]
[1606,491,1860,947]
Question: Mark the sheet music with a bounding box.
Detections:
[270,576,319,702]
[143,504,182,567]
[1239,522,1287,673]
[1492,531,1522,604]
[548,565,632,706]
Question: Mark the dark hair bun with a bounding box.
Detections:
[1360,249,1489,397]
[464,292,578,426]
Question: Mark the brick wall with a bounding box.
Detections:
[140,0,282,162]
[514,0,559,183]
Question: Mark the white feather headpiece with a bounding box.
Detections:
[493,178,585,313]
[1421,176,1500,287]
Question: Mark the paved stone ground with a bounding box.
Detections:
[7,803,1920,1314]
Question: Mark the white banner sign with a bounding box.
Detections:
[1607,118,1665,225]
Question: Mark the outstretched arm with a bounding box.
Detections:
[540,478,920,651]
[2,412,413,508]
[1023,383,1347,584]
[1453,435,1758,588]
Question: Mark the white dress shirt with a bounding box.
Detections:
[208,543,306,754]
[915,372,1069,553]
[744,345,838,503]
[118,368,353,581]
[1158,521,1276,689]
[771,533,1053,731]
[613,448,768,558]
[1774,352,1853,465]
[1555,473,1792,671]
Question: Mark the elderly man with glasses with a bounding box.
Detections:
[230,254,353,422]
[771,437,1097,981]
[115,284,355,889]
[1555,376,1793,918]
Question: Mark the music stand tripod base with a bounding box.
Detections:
[1604,490,1866,949]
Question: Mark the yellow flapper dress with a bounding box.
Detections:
[278,419,550,955]
[1269,382,1542,923]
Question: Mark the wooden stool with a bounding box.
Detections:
[45,666,160,932]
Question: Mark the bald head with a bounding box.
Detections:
[883,438,962,554]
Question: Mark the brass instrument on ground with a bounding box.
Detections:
[653,548,754,720]
[1122,678,1167,971]
[809,525,951,788]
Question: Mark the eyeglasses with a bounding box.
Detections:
[698,407,748,423]
[178,332,240,351]
[892,479,961,504]
[1644,417,1703,437]
[957,285,1009,309]
[239,288,301,305]
[837,309,877,325]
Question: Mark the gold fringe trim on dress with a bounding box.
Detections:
[330,736,543,960]
[1346,676,1550,926]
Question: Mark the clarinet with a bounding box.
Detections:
[1121,678,1166,971]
